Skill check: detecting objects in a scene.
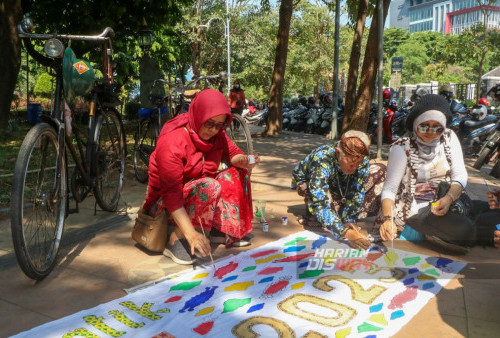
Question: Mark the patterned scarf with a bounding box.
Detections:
[377,130,453,230]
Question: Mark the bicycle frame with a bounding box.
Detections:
[19,23,116,202]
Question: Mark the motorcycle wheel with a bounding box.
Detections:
[473,132,499,170]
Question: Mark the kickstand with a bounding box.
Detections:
[94,199,97,216]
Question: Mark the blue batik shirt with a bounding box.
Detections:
[291,144,370,238]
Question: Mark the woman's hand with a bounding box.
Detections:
[487,189,500,210]
[231,153,260,170]
[379,219,396,241]
[185,230,211,257]
[432,195,453,216]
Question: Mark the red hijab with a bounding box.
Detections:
[159,89,233,152]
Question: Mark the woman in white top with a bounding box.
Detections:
[376,94,473,252]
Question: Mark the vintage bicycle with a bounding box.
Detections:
[11,17,126,280]
[133,74,254,183]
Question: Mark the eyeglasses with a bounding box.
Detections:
[203,120,227,130]
[417,124,444,134]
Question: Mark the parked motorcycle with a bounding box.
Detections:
[473,118,500,178]
[451,104,500,156]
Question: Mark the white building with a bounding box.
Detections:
[389,0,500,34]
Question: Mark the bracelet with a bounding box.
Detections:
[447,191,456,202]
[381,215,393,222]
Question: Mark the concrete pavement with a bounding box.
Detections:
[0,126,499,337]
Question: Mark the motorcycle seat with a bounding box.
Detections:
[463,115,498,129]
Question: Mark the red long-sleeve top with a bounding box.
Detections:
[228,89,246,109]
[145,128,244,213]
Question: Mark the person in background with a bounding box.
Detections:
[291,130,386,250]
[140,89,259,265]
[472,187,500,251]
[228,79,246,129]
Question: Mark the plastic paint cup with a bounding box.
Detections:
[431,202,439,213]
[248,154,255,164]
[496,224,500,231]
[281,216,288,226]
[262,221,269,232]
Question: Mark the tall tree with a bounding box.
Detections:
[343,0,390,132]
[0,0,23,134]
[343,0,369,119]
[266,0,294,135]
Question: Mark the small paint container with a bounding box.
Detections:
[431,202,439,212]
[281,216,288,226]
[262,221,269,232]
[248,154,255,165]
[496,224,500,231]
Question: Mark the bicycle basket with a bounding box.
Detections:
[63,47,95,105]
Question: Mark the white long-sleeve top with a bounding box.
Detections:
[381,131,467,211]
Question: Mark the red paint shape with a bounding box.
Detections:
[214,261,238,280]
[273,253,314,262]
[193,321,214,335]
[250,249,278,258]
[388,286,418,310]
[258,267,284,275]
[366,252,384,261]
[164,296,182,303]
[264,280,289,295]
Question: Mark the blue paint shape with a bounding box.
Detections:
[390,310,405,320]
[312,236,327,249]
[298,262,308,268]
[284,245,306,253]
[422,282,434,290]
[369,246,380,252]
[259,276,274,284]
[408,268,419,274]
[403,278,415,286]
[436,258,453,268]
[246,303,265,313]
[222,275,238,282]
[179,286,218,313]
[365,335,377,338]
[369,303,383,313]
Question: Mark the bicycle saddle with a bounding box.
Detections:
[183,89,201,99]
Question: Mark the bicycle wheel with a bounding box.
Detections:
[133,118,157,183]
[227,114,254,156]
[93,108,125,211]
[11,123,67,280]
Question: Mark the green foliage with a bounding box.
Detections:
[33,73,53,97]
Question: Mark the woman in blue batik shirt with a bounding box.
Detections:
[291,130,386,249]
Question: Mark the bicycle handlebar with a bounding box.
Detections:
[18,25,115,42]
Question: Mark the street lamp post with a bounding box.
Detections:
[199,17,231,90]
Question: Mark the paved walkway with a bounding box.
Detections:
[0,126,499,337]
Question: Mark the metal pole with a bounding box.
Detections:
[329,0,341,140]
[376,0,384,159]
[226,0,231,91]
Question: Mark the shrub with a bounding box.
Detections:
[33,73,54,97]
[124,101,141,121]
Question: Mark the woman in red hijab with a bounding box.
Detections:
[141,89,259,265]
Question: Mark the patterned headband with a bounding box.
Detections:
[340,131,370,159]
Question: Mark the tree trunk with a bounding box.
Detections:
[265,0,293,136]
[343,0,369,119]
[0,0,23,133]
[344,0,390,132]
[477,51,486,101]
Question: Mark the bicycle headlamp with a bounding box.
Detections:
[44,39,64,58]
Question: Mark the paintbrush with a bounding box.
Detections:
[483,177,499,204]
[198,216,216,271]
[391,206,395,249]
